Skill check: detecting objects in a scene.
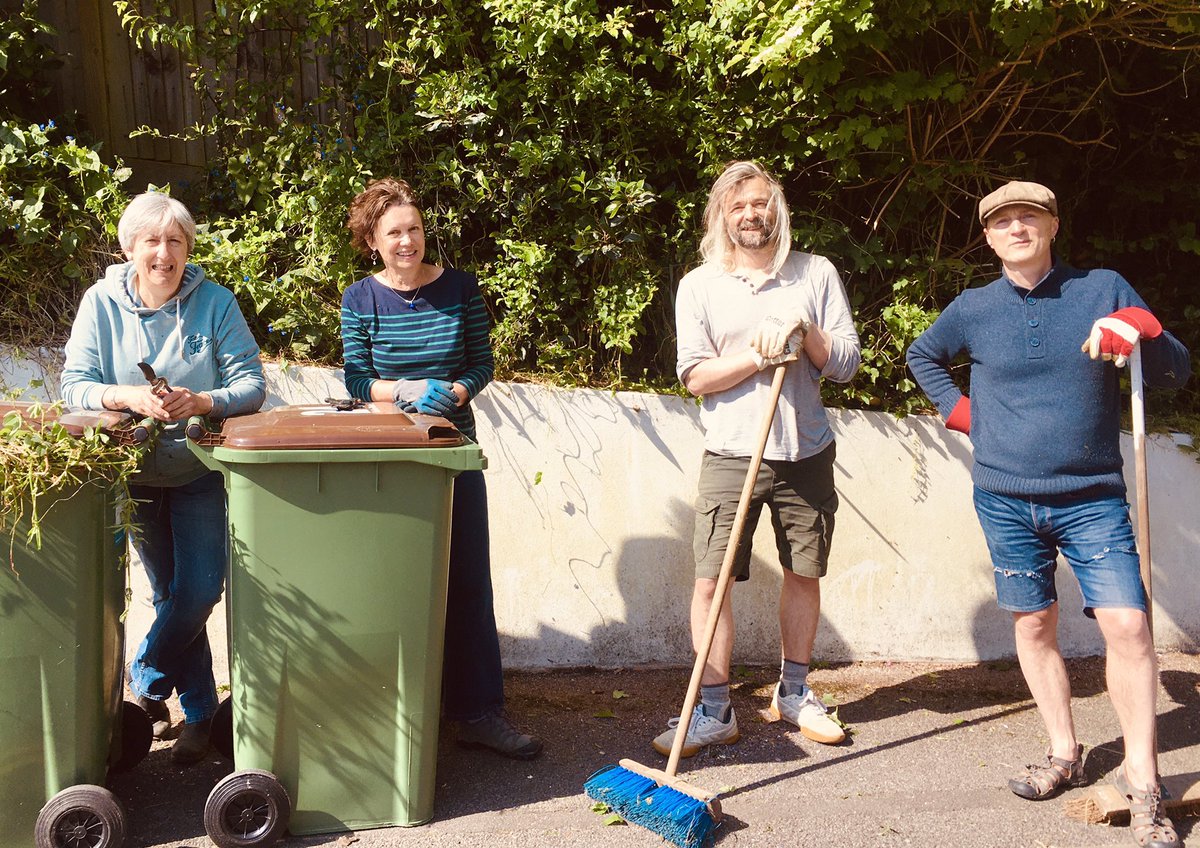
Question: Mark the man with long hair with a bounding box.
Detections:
[654,161,861,757]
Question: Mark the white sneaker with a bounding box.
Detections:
[651,705,740,757]
[769,682,845,744]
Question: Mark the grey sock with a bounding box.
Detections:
[780,659,809,697]
[700,682,731,722]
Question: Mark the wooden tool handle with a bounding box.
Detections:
[1130,345,1152,640]
[666,363,788,776]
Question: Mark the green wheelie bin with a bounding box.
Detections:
[0,402,154,848]
[187,401,486,847]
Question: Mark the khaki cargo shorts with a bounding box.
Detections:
[692,443,838,581]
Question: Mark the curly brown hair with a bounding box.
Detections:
[346,177,422,259]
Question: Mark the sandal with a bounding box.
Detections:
[1114,767,1180,848]
[1008,742,1085,800]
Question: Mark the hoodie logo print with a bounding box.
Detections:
[184,333,211,356]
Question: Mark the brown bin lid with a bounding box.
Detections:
[214,401,466,449]
[1,402,134,436]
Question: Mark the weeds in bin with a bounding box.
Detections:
[1,396,147,572]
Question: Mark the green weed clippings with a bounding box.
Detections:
[1,400,147,571]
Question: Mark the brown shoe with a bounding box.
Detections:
[457,712,543,760]
[137,696,171,740]
[171,718,212,765]
[1008,743,1085,800]
[1114,767,1181,848]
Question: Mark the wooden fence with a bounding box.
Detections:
[39,0,355,180]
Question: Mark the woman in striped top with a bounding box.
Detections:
[341,177,542,760]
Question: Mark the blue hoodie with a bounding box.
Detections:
[61,261,266,486]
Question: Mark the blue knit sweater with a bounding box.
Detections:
[906,262,1190,497]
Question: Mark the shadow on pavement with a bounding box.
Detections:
[106,659,1198,847]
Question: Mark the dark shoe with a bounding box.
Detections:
[1008,743,1085,800]
[171,718,212,765]
[1114,767,1181,847]
[457,712,543,760]
[137,696,171,740]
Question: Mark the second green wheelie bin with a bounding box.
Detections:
[0,402,154,848]
[187,401,486,847]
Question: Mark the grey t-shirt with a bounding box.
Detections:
[675,251,861,461]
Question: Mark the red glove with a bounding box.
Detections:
[1081,307,1162,368]
[945,396,970,434]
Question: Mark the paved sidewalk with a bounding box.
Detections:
[119,570,1198,848]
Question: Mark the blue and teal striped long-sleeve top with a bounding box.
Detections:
[340,268,494,440]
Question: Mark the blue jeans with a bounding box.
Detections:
[441,470,505,721]
[127,471,226,724]
[972,487,1145,619]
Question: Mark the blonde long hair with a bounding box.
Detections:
[698,161,791,276]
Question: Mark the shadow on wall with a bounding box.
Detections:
[475,381,849,668]
[492,520,861,676]
[0,346,63,400]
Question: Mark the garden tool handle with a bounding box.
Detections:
[667,362,789,776]
[1130,344,1152,640]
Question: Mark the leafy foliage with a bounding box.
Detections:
[0,121,131,345]
[0,0,131,346]
[0,0,60,120]
[1,401,147,569]
[6,1,1200,421]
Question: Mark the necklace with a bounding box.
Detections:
[382,269,424,310]
[394,284,423,310]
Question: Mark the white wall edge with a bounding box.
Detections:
[5,349,1197,667]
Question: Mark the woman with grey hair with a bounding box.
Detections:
[61,191,265,764]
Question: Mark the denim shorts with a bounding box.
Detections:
[692,445,838,581]
[972,487,1146,618]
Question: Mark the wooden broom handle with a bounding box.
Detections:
[667,363,788,776]
[1130,345,1153,641]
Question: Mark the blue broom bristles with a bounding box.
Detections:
[584,763,719,848]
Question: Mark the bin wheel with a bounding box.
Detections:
[35,784,127,848]
[109,700,153,773]
[211,696,233,760]
[204,769,290,848]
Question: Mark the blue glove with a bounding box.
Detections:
[391,378,457,416]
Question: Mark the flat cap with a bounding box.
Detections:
[978,181,1057,224]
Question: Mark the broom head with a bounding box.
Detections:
[584,758,722,848]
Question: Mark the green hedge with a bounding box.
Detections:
[5,1,1199,422]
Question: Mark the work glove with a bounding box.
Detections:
[1081,307,1163,368]
[751,305,811,359]
[945,397,971,435]
[391,379,458,416]
[750,328,805,371]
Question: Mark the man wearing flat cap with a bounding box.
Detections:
[907,180,1190,848]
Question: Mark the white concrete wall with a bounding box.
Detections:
[5,350,1198,667]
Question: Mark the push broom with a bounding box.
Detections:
[585,361,789,848]
[1064,343,1200,823]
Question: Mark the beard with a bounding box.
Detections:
[731,216,774,250]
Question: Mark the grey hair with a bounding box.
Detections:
[118,192,196,254]
[698,160,791,276]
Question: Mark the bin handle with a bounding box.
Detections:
[186,415,208,441]
[186,416,226,446]
[129,417,156,445]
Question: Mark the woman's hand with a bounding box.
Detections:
[158,387,214,420]
[106,385,212,421]
[390,378,458,416]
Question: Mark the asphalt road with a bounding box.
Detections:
[113,587,1199,848]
